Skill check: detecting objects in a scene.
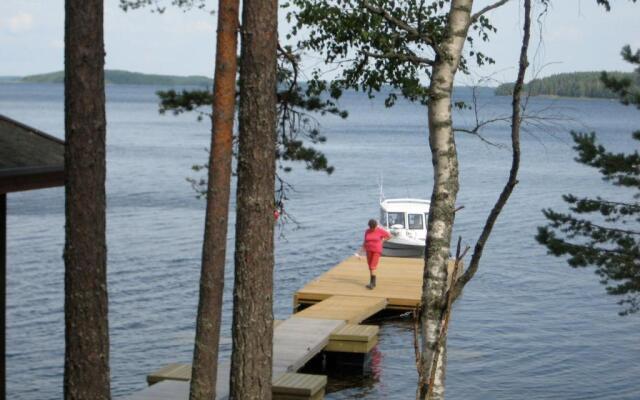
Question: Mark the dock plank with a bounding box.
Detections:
[130,369,328,400]
[273,317,345,373]
[147,363,191,385]
[273,373,327,399]
[125,380,189,400]
[293,295,387,324]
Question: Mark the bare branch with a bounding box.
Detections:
[453,128,505,147]
[470,0,511,24]
[453,0,532,299]
[361,49,434,65]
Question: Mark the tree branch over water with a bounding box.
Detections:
[452,0,531,301]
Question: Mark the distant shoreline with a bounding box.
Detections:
[3,69,212,87]
[494,71,636,100]
[4,70,631,100]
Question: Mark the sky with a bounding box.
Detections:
[0,0,638,83]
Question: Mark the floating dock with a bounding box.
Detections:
[294,255,456,311]
[127,256,457,399]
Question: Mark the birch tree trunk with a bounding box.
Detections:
[229,0,278,397]
[189,0,239,398]
[419,1,473,398]
[64,0,110,398]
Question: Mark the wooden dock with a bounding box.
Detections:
[128,255,453,399]
[294,255,457,310]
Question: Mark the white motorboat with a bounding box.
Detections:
[380,198,430,258]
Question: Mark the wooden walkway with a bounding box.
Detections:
[294,255,457,310]
[293,295,387,324]
[131,317,342,399]
[129,369,327,400]
[128,255,456,399]
[273,317,345,374]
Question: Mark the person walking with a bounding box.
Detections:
[362,219,391,289]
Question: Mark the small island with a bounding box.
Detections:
[494,71,637,99]
[19,69,212,86]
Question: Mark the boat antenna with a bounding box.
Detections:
[378,172,385,203]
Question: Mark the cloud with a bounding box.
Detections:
[7,12,34,33]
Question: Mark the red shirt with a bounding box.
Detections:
[364,227,391,254]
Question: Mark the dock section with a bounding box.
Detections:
[134,316,342,400]
[130,255,458,399]
[294,255,457,310]
[293,295,387,323]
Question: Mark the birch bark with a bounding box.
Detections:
[419,1,473,398]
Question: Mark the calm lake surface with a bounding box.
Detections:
[2,83,639,399]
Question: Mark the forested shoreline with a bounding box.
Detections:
[494,71,637,98]
[19,70,212,86]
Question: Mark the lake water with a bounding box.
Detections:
[2,83,639,399]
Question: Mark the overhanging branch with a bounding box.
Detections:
[470,0,511,25]
[453,0,531,300]
[361,49,434,65]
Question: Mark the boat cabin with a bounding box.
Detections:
[380,198,431,231]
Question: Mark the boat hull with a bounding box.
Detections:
[382,240,425,258]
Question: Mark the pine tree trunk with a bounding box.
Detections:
[189,0,239,398]
[419,1,473,398]
[229,0,278,398]
[63,1,110,399]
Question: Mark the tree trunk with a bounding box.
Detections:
[229,0,278,398]
[63,1,110,399]
[419,1,473,398]
[189,0,239,398]
[1,194,5,400]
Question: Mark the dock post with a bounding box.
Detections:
[292,293,299,313]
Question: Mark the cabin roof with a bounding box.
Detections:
[0,114,64,194]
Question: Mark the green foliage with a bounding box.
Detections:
[119,0,206,13]
[537,47,640,315]
[602,46,640,107]
[21,69,212,86]
[286,0,498,106]
[494,71,638,99]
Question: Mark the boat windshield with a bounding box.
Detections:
[387,212,405,228]
[380,210,388,227]
[408,213,424,230]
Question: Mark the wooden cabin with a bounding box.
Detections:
[0,114,64,399]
